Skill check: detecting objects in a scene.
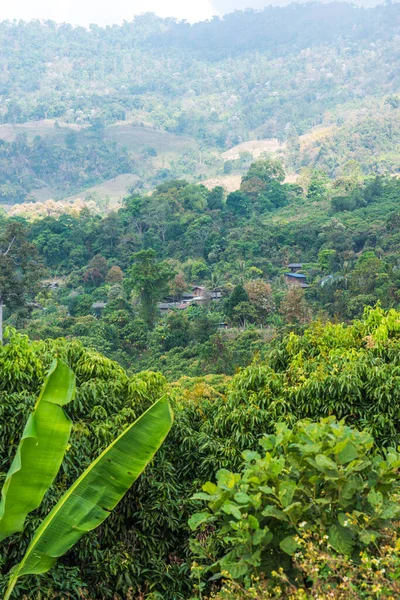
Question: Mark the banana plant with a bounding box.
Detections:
[0,359,76,542]
[1,363,173,599]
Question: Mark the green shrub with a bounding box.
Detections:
[189,418,400,586]
[208,527,400,599]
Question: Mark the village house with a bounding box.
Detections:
[210,289,223,300]
[287,263,303,273]
[42,278,65,291]
[192,286,222,301]
[158,286,223,314]
[284,272,309,289]
[192,286,207,298]
[158,302,189,312]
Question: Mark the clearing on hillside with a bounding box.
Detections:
[104,124,198,154]
[202,175,242,193]
[222,139,286,161]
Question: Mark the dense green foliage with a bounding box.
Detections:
[1,5,399,139]
[1,307,400,598]
[0,331,180,599]
[210,531,400,599]
[1,158,397,374]
[190,419,400,584]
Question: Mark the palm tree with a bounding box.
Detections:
[208,271,224,291]
[236,260,247,285]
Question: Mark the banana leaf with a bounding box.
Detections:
[0,359,75,543]
[5,396,173,600]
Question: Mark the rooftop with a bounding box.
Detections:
[285,272,307,279]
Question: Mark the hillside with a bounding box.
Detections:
[0,3,399,204]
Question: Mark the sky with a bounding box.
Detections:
[0,0,220,27]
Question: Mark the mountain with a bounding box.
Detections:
[0,3,399,204]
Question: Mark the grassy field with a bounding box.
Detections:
[1,117,299,209]
[104,123,198,154]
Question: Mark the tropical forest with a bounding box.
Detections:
[1,2,400,599]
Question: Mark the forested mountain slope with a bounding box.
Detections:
[0,3,399,202]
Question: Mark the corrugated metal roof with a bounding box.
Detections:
[285,273,306,279]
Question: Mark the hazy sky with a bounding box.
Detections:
[0,1,220,26]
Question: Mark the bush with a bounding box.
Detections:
[209,527,400,599]
[189,418,400,586]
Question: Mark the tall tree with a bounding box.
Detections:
[0,221,44,343]
[225,284,249,319]
[125,249,175,328]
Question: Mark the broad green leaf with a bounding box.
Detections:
[339,476,362,507]
[192,492,213,501]
[4,397,173,599]
[380,500,400,520]
[280,535,299,555]
[188,512,212,530]
[315,454,338,475]
[279,480,297,508]
[242,450,261,462]
[259,485,274,495]
[359,530,378,545]
[283,502,305,523]
[262,505,289,522]
[234,492,251,505]
[345,459,370,474]
[253,527,273,546]
[216,469,237,490]
[328,524,354,555]
[219,561,248,580]
[334,440,359,465]
[203,482,218,495]
[0,360,75,543]
[259,436,275,452]
[367,489,383,509]
[222,501,242,520]
[248,515,259,530]
[269,457,286,478]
